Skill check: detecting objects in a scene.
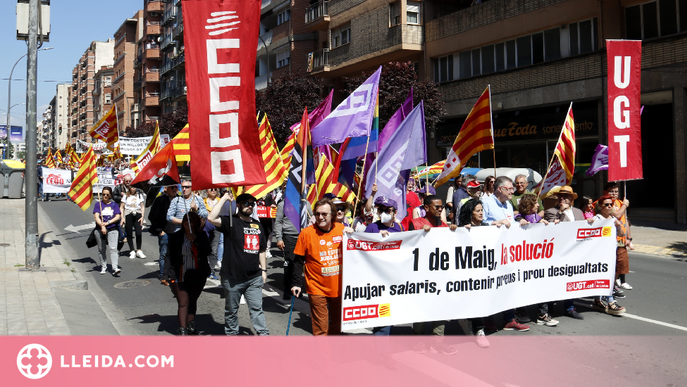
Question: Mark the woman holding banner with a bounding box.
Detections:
[458,198,491,348]
[592,195,627,315]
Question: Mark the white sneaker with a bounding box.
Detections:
[136,250,146,259]
[129,251,137,259]
[100,266,108,275]
[475,329,490,348]
[113,267,122,276]
[621,282,633,290]
[265,251,272,259]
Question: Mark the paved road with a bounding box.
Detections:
[40,198,687,339]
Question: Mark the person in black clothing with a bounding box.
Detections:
[168,211,211,335]
[148,185,178,285]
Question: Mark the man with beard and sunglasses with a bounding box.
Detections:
[209,192,269,336]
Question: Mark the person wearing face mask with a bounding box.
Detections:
[365,197,403,235]
[168,212,211,335]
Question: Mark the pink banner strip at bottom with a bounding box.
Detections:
[2,336,685,386]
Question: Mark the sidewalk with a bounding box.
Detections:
[0,198,128,336]
[630,223,687,258]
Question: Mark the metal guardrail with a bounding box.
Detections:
[305,1,329,24]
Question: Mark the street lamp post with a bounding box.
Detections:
[4,47,52,159]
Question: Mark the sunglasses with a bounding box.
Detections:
[602,203,613,207]
[336,207,346,212]
[314,212,330,217]
[102,193,111,197]
[182,186,192,189]
[240,202,256,207]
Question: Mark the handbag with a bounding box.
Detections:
[86,227,98,248]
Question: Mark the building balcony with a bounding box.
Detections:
[145,94,160,106]
[161,52,185,75]
[307,48,329,73]
[161,35,175,50]
[162,7,177,26]
[161,79,187,101]
[145,0,163,13]
[146,48,161,60]
[134,54,143,68]
[305,1,330,30]
[173,23,184,38]
[145,70,160,82]
[257,30,272,52]
[326,24,422,76]
[146,22,161,36]
[255,72,272,90]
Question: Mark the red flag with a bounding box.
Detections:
[607,40,642,181]
[131,144,180,187]
[184,0,265,189]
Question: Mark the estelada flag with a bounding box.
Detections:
[183,0,265,189]
[435,85,494,187]
[68,146,98,211]
[539,103,576,199]
[88,105,119,152]
[132,121,161,174]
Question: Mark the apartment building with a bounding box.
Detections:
[302,0,687,223]
[136,0,163,123]
[160,0,186,114]
[39,107,52,153]
[68,39,115,142]
[114,12,143,132]
[93,66,114,125]
[50,83,71,150]
[256,0,320,90]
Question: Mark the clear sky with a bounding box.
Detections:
[0,0,145,141]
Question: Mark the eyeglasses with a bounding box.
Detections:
[500,187,515,192]
[336,207,346,212]
[240,202,256,207]
[602,203,613,207]
[102,193,111,197]
[124,181,132,184]
[181,186,192,189]
[515,182,528,186]
[314,212,330,217]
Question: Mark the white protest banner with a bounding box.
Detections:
[93,168,134,193]
[42,168,72,193]
[77,135,170,156]
[341,219,617,331]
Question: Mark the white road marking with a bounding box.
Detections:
[65,223,96,234]
[622,314,687,332]
[144,262,158,266]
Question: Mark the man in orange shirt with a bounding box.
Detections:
[292,198,352,335]
[604,182,635,290]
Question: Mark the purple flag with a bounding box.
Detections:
[364,101,427,221]
[311,67,382,147]
[290,90,333,133]
[378,88,413,150]
[586,144,609,176]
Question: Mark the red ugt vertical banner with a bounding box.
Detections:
[183,0,266,189]
[606,40,643,182]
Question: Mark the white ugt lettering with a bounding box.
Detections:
[614,135,630,168]
[613,56,631,89]
[613,96,630,129]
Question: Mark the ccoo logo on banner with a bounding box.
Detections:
[182,0,266,189]
[41,168,72,194]
[341,219,617,331]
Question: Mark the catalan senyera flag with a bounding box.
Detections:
[244,115,287,199]
[171,124,190,165]
[280,133,295,170]
[435,85,494,187]
[539,103,576,199]
[305,154,356,206]
[68,146,98,211]
[54,150,63,164]
[44,148,56,168]
[132,121,162,174]
[88,105,119,152]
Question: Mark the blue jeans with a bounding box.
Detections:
[157,233,168,279]
[221,275,269,336]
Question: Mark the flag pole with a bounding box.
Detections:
[488,85,497,177]
[537,102,573,196]
[353,133,372,220]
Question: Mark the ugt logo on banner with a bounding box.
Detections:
[607,40,643,181]
[183,0,266,189]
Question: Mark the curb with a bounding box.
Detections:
[632,243,687,258]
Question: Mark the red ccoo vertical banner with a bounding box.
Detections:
[183,0,266,189]
[606,40,643,181]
